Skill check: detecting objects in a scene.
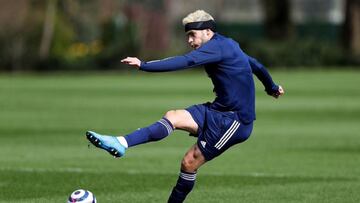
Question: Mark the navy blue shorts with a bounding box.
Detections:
[186,103,253,161]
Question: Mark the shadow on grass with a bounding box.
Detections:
[197,173,354,188]
[288,146,360,154]
[0,169,355,201]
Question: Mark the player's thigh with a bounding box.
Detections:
[164,109,198,134]
[181,144,206,172]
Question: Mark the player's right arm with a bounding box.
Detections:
[121,56,191,72]
[140,56,191,72]
[121,40,221,72]
[121,56,190,71]
[121,57,141,68]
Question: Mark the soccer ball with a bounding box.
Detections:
[68,189,96,203]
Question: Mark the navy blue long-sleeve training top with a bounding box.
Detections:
[140,33,278,124]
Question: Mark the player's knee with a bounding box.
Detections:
[164,110,176,118]
[164,110,178,127]
[181,157,197,172]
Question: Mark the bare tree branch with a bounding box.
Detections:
[39,0,57,59]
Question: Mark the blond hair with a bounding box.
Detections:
[182,10,215,25]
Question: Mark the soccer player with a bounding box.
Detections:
[86,10,284,203]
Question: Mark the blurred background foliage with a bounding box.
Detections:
[0,0,359,72]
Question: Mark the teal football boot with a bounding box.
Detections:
[86,131,126,158]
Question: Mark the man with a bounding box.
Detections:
[86,10,284,203]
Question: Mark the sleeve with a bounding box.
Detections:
[140,41,222,72]
[247,55,279,95]
[139,56,189,72]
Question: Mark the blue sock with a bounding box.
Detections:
[124,117,174,147]
[168,170,197,203]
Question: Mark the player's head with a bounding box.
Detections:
[182,10,216,49]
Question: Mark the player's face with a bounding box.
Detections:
[186,30,211,49]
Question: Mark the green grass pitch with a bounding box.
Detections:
[0,70,359,202]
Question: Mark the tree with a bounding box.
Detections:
[0,0,29,71]
[39,0,58,59]
[123,0,170,57]
[261,0,293,40]
[343,0,360,58]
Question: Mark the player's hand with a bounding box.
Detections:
[121,57,141,68]
[272,85,285,99]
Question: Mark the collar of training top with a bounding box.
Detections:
[184,20,216,32]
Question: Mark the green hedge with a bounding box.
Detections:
[243,39,356,68]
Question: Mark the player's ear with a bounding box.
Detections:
[205,29,213,37]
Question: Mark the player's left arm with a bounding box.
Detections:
[247,55,284,98]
